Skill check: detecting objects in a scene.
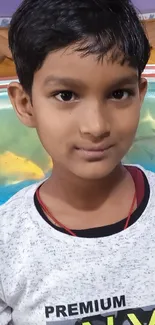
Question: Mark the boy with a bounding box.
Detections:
[0,0,153,324]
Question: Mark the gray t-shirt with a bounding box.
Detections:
[0,166,155,325]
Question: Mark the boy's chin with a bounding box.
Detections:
[70,162,118,181]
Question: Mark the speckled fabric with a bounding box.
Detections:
[0,166,155,325]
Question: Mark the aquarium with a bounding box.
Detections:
[0,78,155,204]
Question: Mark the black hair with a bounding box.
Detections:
[9,0,151,94]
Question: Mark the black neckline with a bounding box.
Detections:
[34,169,150,238]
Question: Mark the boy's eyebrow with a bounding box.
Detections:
[44,74,139,88]
[44,75,87,88]
[108,74,139,88]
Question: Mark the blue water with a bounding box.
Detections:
[0,181,36,205]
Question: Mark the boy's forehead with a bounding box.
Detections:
[34,46,138,88]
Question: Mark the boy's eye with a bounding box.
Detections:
[54,91,77,102]
[111,89,131,100]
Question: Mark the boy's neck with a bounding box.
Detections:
[42,163,128,211]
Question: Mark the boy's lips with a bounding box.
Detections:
[75,144,114,161]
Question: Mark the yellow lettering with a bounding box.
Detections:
[127,314,142,325]
[107,316,114,325]
[82,310,155,325]
[148,310,155,325]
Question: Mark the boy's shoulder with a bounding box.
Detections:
[0,182,40,234]
[134,165,155,185]
[128,165,155,191]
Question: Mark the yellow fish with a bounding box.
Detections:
[0,151,45,183]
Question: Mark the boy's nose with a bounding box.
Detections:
[79,100,110,140]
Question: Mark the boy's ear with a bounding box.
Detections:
[7,82,36,128]
[139,77,147,105]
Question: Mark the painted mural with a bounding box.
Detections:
[0,84,53,204]
[0,72,155,205]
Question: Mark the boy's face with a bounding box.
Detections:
[8,46,147,180]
